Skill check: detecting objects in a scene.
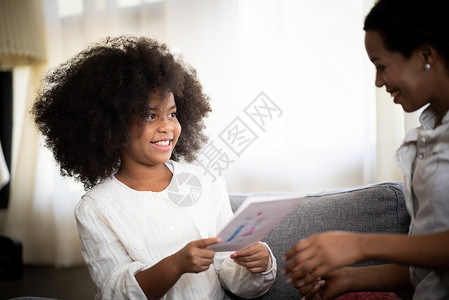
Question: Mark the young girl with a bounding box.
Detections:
[282,0,449,299]
[32,36,276,299]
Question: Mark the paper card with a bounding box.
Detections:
[209,193,303,252]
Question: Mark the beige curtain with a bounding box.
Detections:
[3,63,58,264]
[0,0,82,266]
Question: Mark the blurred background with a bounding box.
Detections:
[0,0,421,270]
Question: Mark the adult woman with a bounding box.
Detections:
[282,0,449,298]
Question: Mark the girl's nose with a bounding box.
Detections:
[157,118,173,133]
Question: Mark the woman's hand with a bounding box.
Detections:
[298,268,352,300]
[230,242,270,273]
[282,231,365,287]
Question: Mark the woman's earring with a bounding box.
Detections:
[425,63,431,70]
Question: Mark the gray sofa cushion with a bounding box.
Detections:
[227,182,410,299]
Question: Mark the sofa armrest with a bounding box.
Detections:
[227,182,410,300]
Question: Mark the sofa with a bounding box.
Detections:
[226,181,413,300]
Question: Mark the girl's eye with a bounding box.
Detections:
[169,112,177,118]
[376,65,385,72]
[147,114,156,120]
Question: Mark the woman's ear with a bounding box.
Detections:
[419,44,437,65]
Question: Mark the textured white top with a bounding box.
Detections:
[75,160,276,299]
[396,107,449,299]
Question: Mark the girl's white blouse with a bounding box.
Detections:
[75,160,276,299]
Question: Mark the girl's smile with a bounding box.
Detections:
[150,139,174,151]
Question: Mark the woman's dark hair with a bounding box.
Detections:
[32,36,211,189]
[364,0,449,69]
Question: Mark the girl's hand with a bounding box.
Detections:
[230,242,270,273]
[175,237,221,274]
[282,231,364,287]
